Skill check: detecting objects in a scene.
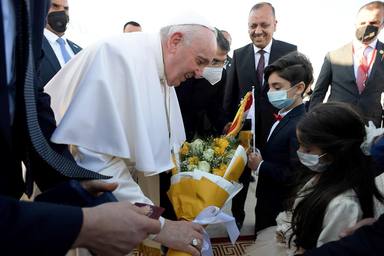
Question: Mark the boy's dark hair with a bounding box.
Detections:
[264,51,314,96]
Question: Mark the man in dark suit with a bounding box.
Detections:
[39,0,82,87]
[176,29,230,141]
[310,1,384,127]
[223,2,297,230]
[0,0,161,254]
[247,51,312,233]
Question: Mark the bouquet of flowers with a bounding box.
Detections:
[166,92,253,256]
[178,136,244,180]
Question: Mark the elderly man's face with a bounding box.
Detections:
[248,5,277,49]
[164,28,216,86]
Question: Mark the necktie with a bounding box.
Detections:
[16,0,109,194]
[56,37,71,64]
[273,113,283,121]
[256,49,265,87]
[356,46,369,94]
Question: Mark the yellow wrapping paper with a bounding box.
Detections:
[166,145,246,256]
[238,130,253,152]
[223,157,246,182]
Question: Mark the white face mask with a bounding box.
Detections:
[297,151,330,172]
[202,67,223,85]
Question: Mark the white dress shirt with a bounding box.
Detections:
[44,28,75,67]
[254,107,293,174]
[352,38,377,79]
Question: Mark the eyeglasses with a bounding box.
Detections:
[211,58,228,67]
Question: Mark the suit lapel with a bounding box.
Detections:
[263,39,280,93]
[269,39,281,64]
[68,40,81,54]
[268,104,305,142]
[365,40,384,88]
[243,44,258,89]
[42,36,61,70]
[338,43,359,94]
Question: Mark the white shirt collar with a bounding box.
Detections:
[44,28,69,44]
[353,38,378,52]
[253,39,273,55]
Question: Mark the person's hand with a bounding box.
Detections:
[222,122,232,134]
[73,202,160,256]
[154,220,204,256]
[247,151,263,170]
[339,217,376,238]
[80,180,118,197]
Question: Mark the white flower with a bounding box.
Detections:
[190,139,204,155]
[187,164,198,171]
[198,161,211,172]
[203,148,215,161]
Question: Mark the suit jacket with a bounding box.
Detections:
[0,1,82,254]
[304,213,384,256]
[310,41,384,127]
[223,39,297,149]
[176,71,227,141]
[39,36,82,87]
[255,104,305,231]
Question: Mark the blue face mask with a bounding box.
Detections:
[267,86,296,109]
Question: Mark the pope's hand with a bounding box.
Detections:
[80,180,118,197]
[74,202,161,256]
[155,220,204,256]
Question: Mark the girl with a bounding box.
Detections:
[246,102,384,255]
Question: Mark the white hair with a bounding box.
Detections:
[160,24,216,45]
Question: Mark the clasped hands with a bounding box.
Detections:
[78,180,204,256]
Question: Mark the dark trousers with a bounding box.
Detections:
[159,171,177,220]
[231,166,251,228]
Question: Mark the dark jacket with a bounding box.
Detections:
[0,1,82,254]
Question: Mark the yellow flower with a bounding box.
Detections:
[214,146,225,156]
[213,138,229,148]
[212,163,228,177]
[180,143,190,156]
[188,156,199,165]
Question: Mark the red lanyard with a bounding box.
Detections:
[353,46,377,73]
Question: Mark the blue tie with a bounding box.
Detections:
[56,37,71,63]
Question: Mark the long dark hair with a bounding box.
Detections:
[290,102,384,249]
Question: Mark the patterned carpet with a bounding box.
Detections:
[132,237,256,256]
[211,239,255,256]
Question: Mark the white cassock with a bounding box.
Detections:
[45,32,186,205]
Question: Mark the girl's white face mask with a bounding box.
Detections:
[297,151,330,172]
[202,67,223,85]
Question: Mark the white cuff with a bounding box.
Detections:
[148,216,165,240]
